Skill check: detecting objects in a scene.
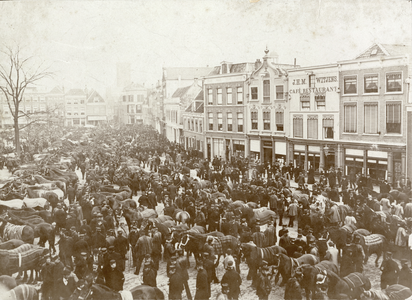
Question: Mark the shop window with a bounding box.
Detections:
[364,74,378,93]
[307,116,318,139]
[386,72,402,93]
[276,85,284,100]
[227,88,233,104]
[323,118,334,139]
[293,115,303,138]
[263,80,270,102]
[217,88,222,105]
[217,112,223,131]
[237,112,243,132]
[344,104,357,133]
[208,89,213,105]
[227,112,232,131]
[263,111,270,130]
[276,111,284,131]
[237,87,243,104]
[251,87,258,100]
[208,112,213,130]
[344,76,357,94]
[251,111,258,130]
[386,103,401,133]
[364,103,378,134]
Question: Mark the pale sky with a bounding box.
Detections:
[0,0,411,96]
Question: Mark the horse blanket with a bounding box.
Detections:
[385,284,412,300]
[141,209,157,219]
[9,244,36,253]
[0,247,46,274]
[252,210,277,225]
[211,237,223,255]
[260,246,285,261]
[363,234,385,247]
[4,224,24,241]
[342,223,357,234]
[22,198,48,209]
[0,200,24,209]
[343,272,371,291]
[4,284,37,300]
[119,290,133,300]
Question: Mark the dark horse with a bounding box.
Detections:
[273,253,319,286]
[0,218,34,244]
[72,283,165,300]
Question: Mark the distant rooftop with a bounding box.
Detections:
[66,89,85,96]
[356,43,411,59]
[163,67,212,81]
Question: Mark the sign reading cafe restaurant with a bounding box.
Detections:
[289,76,339,94]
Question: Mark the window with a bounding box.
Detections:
[227,88,233,104]
[344,76,357,94]
[276,111,284,131]
[136,104,142,113]
[293,115,303,138]
[251,111,258,130]
[386,103,401,133]
[208,89,213,105]
[199,121,203,133]
[386,72,402,93]
[217,112,223,131]
[129,95,134,102]
[315,93,326,109]
[300,94,310,110]
[307,116,318,139]
[263,111,270,130]
[276,85,284,100]
[237,87,243,104]
[364,103,378,134]
[237,113,243,132]
[364,74,378,93]
[123,96,127,102]
[263,80,270,102]
[309,75,315,88]
[251,87,258,100]
[227,112,233,131]
[344,104,357,133]
[195,120,198,132]
[217,88,222,105]
[208,112,213,130]
[80,99,85,104]
[323,117,334,139]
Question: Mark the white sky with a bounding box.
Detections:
[0,0,411,96]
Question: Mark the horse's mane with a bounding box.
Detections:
[186,231,208,241]
[91,283,120,297]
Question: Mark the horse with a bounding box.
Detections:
[284,277,304,300]
[173,209,190,225]
[295,261,339,300]
[0,275,17,290]
[0,239,24,250]
[353,233,387,266]
[327,271,371,299]
[0,219,35,244]
[362,284,412,300]
[240,243,286,281]
[3,284,38,300]
[77,283,164,300]
[273,253,319,286]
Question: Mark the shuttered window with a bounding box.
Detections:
[237,112,243,132]
[251,111,258,130]
[386,103,401,133]
[293,115,303,138]
[344,104,357,133]
[276,111,284,131]
[364,103,378,134]
[208,112,213,130]
[263,111,270,130]
[217,112,223,131]
[307,116,318,139]
[227,112,232,131]
[263,80,270,102]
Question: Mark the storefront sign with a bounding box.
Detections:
[263,141,272,147]
[290,86,338,94]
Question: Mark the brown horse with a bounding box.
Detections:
[0,239,24,250]
[75,283,164,300]
[0,219,34,244]
[273,253,319,286]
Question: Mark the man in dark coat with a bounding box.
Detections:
[169,265,184,300]
[54,203,67,233]
[264,218,277,247]
[195,261,210,300]
[256,265,271,300]
[139,191,150,207]
[399,259,412,289]
[67,184,76,204]
[164,238,175,276]
[41,256,55,300]
[203,252,219,284]
[114,230,129,271]
[56,268,76,300]
[128,225,139,267]
[277,195,285,226]
[151,227,162,271]
[176,249,192,300]
[142,260,157,287]
[91,227,107,249]
[221,261,242,300]
[105,259,124,292]
[380,251,400,289]
[147,190,157,209]
[134,231,152,275]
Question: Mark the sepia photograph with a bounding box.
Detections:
[0,0,411,299]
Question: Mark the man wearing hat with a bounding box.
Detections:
[256,262,271,300]
[74,251,90,280]
[56,268,76,300]
[169,264,184,300]
[195,261,210,300]
[277,194,285,226]
[105,259,124,292]
[221,260,242,300]
[176,248,192,300]
[40,255,55,300]
[143,259,157,287]
[134,230,152,275]
[91,226,107,249]
[399,259,412,289]
[164,238,176,276]
[114,229,129,271]
[380,251,400,289]
[54,203,67,234]
[352,235,365,273]
[264,218,277,247]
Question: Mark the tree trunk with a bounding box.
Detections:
[14,116,20,158]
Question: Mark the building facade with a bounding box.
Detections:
[204,61,255,161]
[86,90,107,126]
[246,51,294,165]
[119,83,147,125]
[338,43,411,184]
[65,89,87,126]
[182,92,204,155]
[288,64,340,172]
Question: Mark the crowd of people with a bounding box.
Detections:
[1,124,412,300]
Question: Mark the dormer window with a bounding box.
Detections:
[371,48,378,56]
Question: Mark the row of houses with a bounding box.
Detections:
[144,43,412,185]
[0,83,149,128]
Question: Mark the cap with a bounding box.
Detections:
[110,259,116,263]
[109,246,115,250]
[203,252,209,257]
[80,252,87,256]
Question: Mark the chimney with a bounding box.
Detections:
[194,77,198,86]
[255,59,262,70]
[221,61,228,74]
[294,58,297,68]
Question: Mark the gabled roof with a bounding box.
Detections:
[163,67,212,81]
[49,86,64,94]
[185,101,204,113]
[172,86,191,98]
[87,90,105,103]
[66,89,86,96]
[356,43,411,59]
[123,82,146,91]
[195,90,203,100]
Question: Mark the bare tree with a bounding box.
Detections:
[0,46,53,157]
